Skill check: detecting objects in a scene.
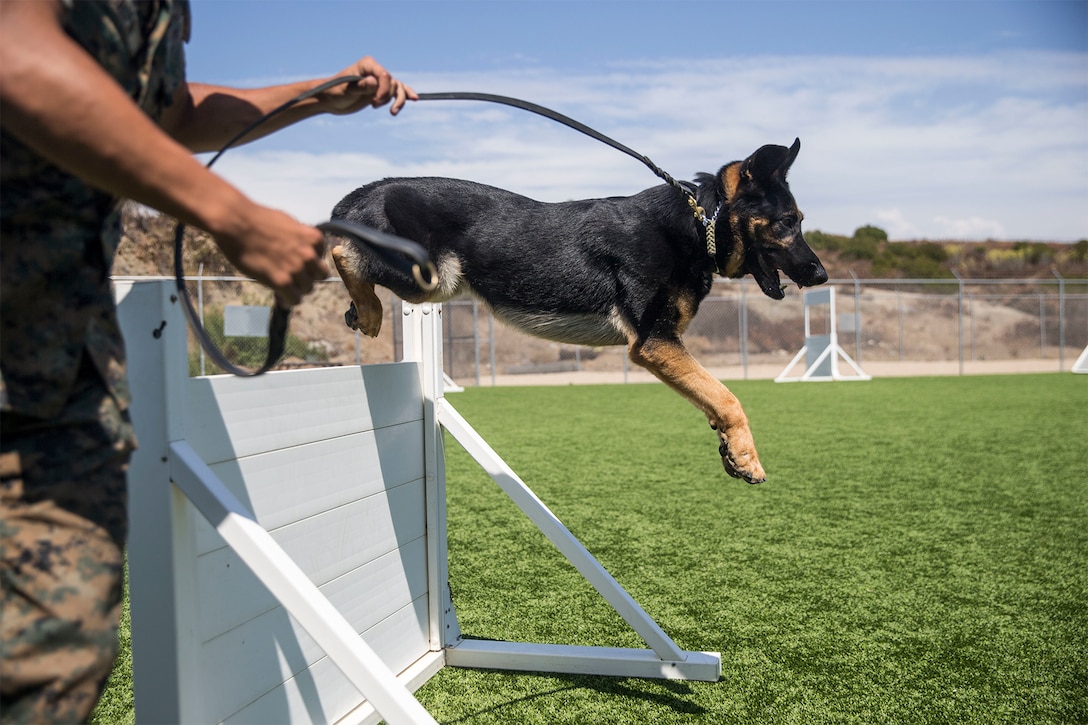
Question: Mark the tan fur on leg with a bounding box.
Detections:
[331,245,384,337]
[630,337,766,483]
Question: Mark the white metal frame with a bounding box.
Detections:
[1073,345,1088,374]
[775,287,871,382]
[117,280,719,725]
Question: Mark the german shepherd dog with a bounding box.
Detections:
[330,138,827,483]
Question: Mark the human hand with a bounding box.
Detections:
[213,204,330,308]
[321,56,417,116]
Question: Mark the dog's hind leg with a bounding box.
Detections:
[331,244,384,337]
[630,336,767,483]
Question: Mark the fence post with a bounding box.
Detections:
[969,293,977,361]
[740,279,749,380]
[197,263,205,376]
[849,271,862,365]
[897,290,904,362]
[953,271,965,375]
[488,310,496,386]
[1055,270,1066,371]
[1038,291,1046,359]
[472,299,481,387]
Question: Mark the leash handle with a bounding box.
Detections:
[317,219,438,292]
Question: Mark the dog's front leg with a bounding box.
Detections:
[630,336,767,483]
[331,245,384,337]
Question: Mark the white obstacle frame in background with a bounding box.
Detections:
[117,280,719,725]
[1073,345,1088,374]
[775,287,871,383]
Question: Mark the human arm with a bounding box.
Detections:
[162,56,418,153]
[0,0,328,305]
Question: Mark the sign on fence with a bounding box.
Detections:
[224,305,271,337]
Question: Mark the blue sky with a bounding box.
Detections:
[186,1,1087,241]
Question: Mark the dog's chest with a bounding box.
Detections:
[490,305,627,347]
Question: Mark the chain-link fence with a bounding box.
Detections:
[122,275,1086,382]
[419,277,1087,382]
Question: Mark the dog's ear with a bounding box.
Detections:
[720,163,742,203]
[782,137,800,174]
[743,138,801,184]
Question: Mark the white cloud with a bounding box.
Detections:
[210,51,1088,241]
[874,208,925,240]
[932,215,1007,240]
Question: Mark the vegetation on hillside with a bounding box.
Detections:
[805,224,1088,280]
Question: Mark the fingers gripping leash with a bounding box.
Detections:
[173,218,436,378]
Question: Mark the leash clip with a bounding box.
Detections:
[413,262,440,292]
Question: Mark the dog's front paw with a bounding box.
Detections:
[717,429,766,484]
[343,302,360,331]
[342,301,382,337]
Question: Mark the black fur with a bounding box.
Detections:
[329,139,827,482]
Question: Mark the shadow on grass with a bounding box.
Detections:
[439,668,707,724]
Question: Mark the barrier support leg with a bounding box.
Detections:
[438,402,721,682]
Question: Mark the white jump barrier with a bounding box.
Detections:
[775,287,871,383]
[116,280,720,725]
[1073,345,1088,374]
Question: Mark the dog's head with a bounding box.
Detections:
[715,138,828,299]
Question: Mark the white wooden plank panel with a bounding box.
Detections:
[171,441,437,725]
[192,421,424,555]
[223,651,445,725]
[196,534,428,643]
[270,478,425,589]
[336,651,446,725]
[186,364,422,464]
[204,595,431,723]
[195,479,426,640]
[356,595,433,677]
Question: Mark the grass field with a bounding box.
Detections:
[94,373,1086,724]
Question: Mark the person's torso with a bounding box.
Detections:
[1,0,189,418]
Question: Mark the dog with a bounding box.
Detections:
[329,138,827,483]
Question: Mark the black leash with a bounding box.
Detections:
[176,76,707,376]
[415,91,720,263]
[416,91,694,198]
[174,76,436,377]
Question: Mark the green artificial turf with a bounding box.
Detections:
[93,374,1087,724]
[89,562,134,725]
[414,374,1087,724]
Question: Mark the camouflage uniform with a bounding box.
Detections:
[0,2,188,721]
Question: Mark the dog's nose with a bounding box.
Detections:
[796,260,827,287]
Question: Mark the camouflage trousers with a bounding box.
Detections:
[1,362,135,724]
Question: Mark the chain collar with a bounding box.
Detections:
[686,196,726,273]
